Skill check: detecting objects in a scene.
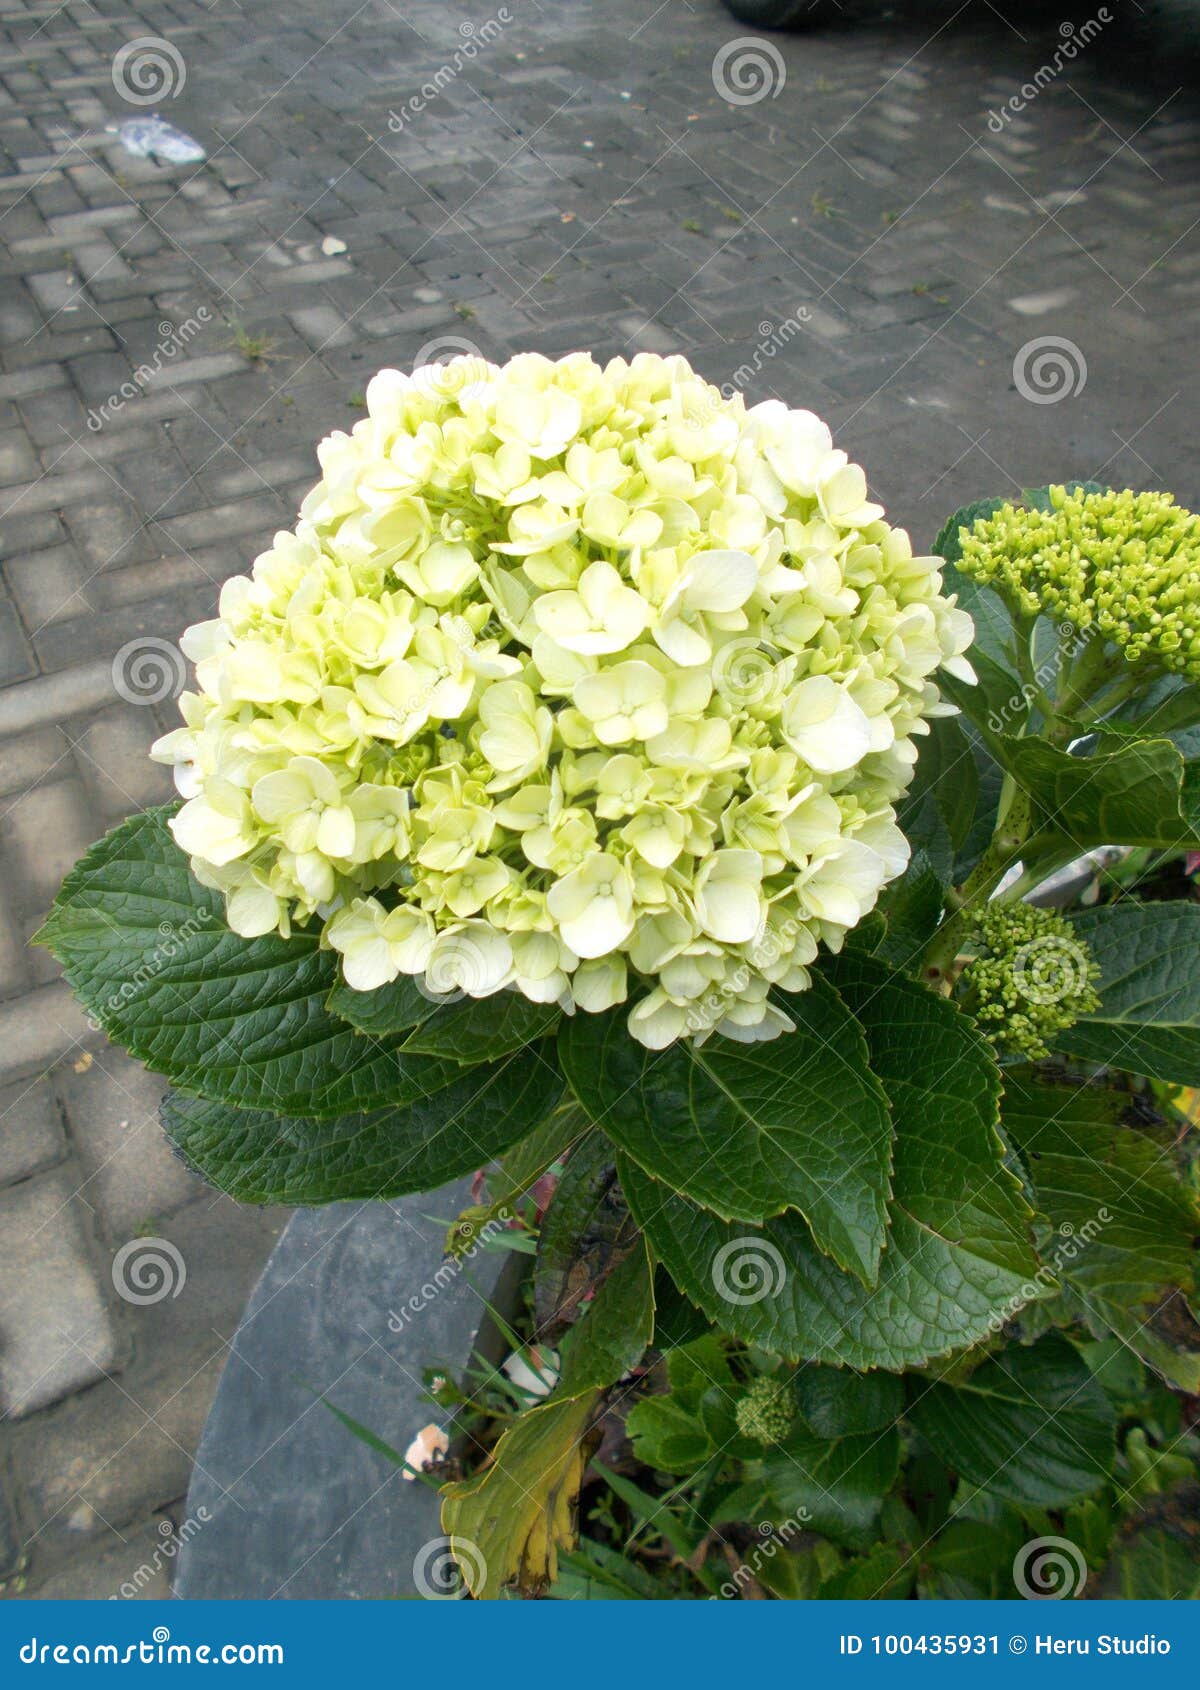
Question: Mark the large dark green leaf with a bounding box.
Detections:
[330,973,560,1063]
[906,1334,1115,1508]
[621,960,1038,1370]
[160,1046,563,1204]
[897,716,980,863]
[996,733,1200,851]
[326,973,432,1036]
[559,976,893,1287]
[794,1365,904,1439]
[760,1422,901,1549]
[36,808,460,1116]
[874,849,946,973]
[1056,902,1200,1085]
[1001,1071,1200,1391]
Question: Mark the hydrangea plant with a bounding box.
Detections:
[36,354,1200,1602]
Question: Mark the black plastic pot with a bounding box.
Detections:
[174,1179,521,1600]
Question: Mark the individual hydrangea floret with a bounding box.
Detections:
[151,350,974,1049]
[735,1375,796,1446]
[962,901,1101,1061]
[958,486,1200,680]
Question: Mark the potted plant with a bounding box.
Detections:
[39,353,1200,1600]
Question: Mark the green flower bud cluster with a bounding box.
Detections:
[963,901,1100,1061]
[958,486,1200,680]
[735,1375,796,1446]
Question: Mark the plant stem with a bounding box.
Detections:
[919,784,1033,992]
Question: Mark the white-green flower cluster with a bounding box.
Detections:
[151,351,974,1049]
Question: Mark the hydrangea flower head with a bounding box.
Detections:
[152,351,973,1048]
[958,486,1200,679]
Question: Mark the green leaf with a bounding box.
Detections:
[1001,1071,1200,1391]
[559,975,894,1287]
[621,960,1038,1370]
[558,1238,654,1396]
[534,1130,628,1332]
[897,715,980,860]
[36,808,463,1116]
[1104,1528,1200,1599]
[1055,902,1200,1085]
[160,1048,563,1204]
[996,732,1200,850]
[874,849,946,972]
[761,1422,901,1549]
[819,1542,914,1600]
[551,1539,663,1601]
[793,1365,904,1439]
[626,1336,741,1474]
[328,975,560,1063]
[403,993,560,1062]
[326,973,433,1036]
[906,1334,1116,1508]
[924,1518,1026,1599]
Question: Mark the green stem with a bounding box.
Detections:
[919,785,1033,991]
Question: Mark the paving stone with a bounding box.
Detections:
[0,1466,20,1582]
[56,1050,201,1237]
[0,1166,120,1418]
[3,542,93,628]
[0,598,34,687]
[0,776,94,916]
[8,1194,288,1559]
[0,983,98,1084]
[0,726,70,798]
[72,706,174,818]
[0,659,119,739]
[22,1512,181,1599]
[0,1076,67,1188]
[0,889,30,1000]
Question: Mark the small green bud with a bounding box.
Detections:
[961,901,1101,1061]
[735,1375,796,1446]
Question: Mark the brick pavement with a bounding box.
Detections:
[0,0,1196,1597]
